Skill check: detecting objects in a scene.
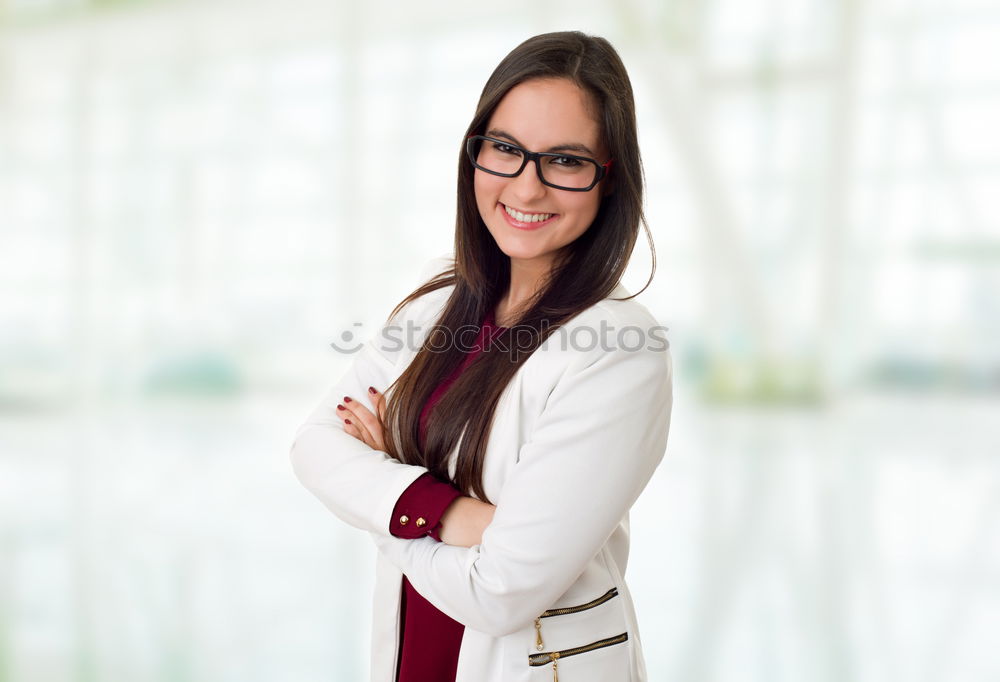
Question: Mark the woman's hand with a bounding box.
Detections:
[336,386,387,451]
[337,387,497,546]
[439,497,497,548]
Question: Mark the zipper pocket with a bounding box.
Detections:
[533,587,619,651]
[529,632,629,681]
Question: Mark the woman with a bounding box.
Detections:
[290,31,672,682]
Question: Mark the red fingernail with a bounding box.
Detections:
[336,404,345,411]
[344,418,352,425]
[368,386,377,394]
[343,396,352,403]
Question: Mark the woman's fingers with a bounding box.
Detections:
[345,403,375,447]
[369,386,387,423]
[345,397,383,450]
[341,416,367,444]
[368,388,389,452]
[336,399,372,446]
[336,395,385,450]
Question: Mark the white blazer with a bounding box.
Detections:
[290,255,673,682]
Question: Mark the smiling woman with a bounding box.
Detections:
[472,78,609,317]
[290,30,672,682]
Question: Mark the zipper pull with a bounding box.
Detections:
[534,618,544,651]
[551,651,560,682]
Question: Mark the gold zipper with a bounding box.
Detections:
[533,587,619,651]
[529,632,629,680]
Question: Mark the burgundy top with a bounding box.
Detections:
[389,312,505,682]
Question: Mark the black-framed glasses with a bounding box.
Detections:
[466,135,612,192]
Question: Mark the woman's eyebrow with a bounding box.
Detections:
[486,128,596,157]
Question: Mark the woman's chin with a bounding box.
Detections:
[494,245,551,266]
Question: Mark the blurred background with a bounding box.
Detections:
[1,0,998,680]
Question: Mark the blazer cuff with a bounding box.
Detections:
[390,472,463,541]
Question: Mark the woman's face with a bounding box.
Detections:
[473,77,608,275]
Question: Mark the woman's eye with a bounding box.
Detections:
[551,155,583,167]
[492,143,521,156]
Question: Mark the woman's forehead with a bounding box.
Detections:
[486,78,603,153]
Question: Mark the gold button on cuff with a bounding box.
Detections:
[415,517,427,528]
[399,515,409,526]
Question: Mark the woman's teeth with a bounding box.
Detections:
[504,205,553,223]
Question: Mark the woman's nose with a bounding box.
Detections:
[509,159,547,201]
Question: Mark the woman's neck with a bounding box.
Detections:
[494,257,552,327]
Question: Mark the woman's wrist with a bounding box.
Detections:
[438,496,496,548]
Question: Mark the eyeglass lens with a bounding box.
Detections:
[471,137,599,190]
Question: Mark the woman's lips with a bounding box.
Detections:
[501,203,558,230]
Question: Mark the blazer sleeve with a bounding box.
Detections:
[289,256,451,537]
[390,473,464,541]
[370,336,673,636]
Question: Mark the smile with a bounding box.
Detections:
[502,204,558,229]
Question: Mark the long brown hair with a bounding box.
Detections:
[381,31,655,502]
